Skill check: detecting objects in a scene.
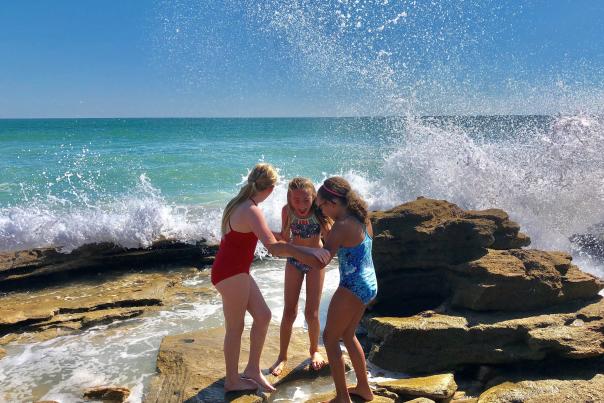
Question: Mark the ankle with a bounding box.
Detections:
[243,366,261,374]
[225,375,242,385]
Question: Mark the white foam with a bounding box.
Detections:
[0,174,222,253]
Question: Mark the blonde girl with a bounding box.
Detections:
[270,178,332,376]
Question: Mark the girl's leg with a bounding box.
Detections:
[305,266,326,370]
[270,264,304,376]
[242,276,276,391]
[214,273,258,392]
[322,287,365,403]
[343,304,373,401]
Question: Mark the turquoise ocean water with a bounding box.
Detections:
[1,116,603,268]
[1,116,603,402]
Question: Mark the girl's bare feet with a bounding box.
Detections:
[224,376,258,392]
[310,351,326,371]
[322,396,352,403]
[242,369,276,391]
[347,385,374,401]
[269,358,287,376]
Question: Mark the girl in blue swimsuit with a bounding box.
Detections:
[316,177,377,403]
[270,177,332,376]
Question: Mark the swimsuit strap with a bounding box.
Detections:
[228,199,256,233]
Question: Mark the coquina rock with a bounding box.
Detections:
[83,385,130,402]
[145,325,346,403]
[0,269,215,346]
[376,373,457,400]
[370,198,531,315]
[477,374,604,403]
[367,297,604,374]
[570,222,604,259]
[371,198,530,272]
[448,249,603,311]
[369,198,602,315]
[0,239,217,289]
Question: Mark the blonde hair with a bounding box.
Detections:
[317,177,369,224]
[285,177,332,232]
[221,163,278,235]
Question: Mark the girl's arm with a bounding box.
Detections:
[280,205,291,242]
[271,205,290,241]
[320,220,345,265]
[320,220,332,241]
[247,206,329,267]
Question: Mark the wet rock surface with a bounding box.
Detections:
[376,373,457,400]
[367,297,604,373]
[367,197,604,401]
[83,385,131,402]
[478,374,604,403]
[0,239,217,289]
[0,268,215,346]
[144,325,343,403]
[3,197,604,402]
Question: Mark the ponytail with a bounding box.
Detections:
[221,163,278,235]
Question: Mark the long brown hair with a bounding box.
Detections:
[221,163,278,235]
[317,177,369,224]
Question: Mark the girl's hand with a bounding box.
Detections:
[311,248,332,265]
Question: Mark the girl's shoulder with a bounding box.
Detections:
[331,216,356,232]
[335,216,366,236]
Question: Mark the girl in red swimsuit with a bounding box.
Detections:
[211,163,330,394]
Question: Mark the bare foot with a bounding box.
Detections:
[269,358,287,376]
[242,370,276,392]
[321,397,352,403]
[347,385,374,401]
[224,376,258,392]
[310,351,326,371]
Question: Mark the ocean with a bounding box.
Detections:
[1,116,603,263]
[1,115,603,401]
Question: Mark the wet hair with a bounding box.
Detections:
[317,177,369,224]
[221,163,278,235]
[285,177,331,232]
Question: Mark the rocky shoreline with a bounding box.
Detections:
[1,197,603,402]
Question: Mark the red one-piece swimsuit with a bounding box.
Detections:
[211,217,258,286]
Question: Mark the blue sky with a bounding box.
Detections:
[1,0,603,118]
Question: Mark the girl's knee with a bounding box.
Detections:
[254,306,272,326]
[304,307,319,323]
[282,306,298,322]
[342,332,356,345]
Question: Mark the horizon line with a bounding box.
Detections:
[0,113,561,120]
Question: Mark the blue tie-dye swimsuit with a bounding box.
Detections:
[337,227,378,304]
